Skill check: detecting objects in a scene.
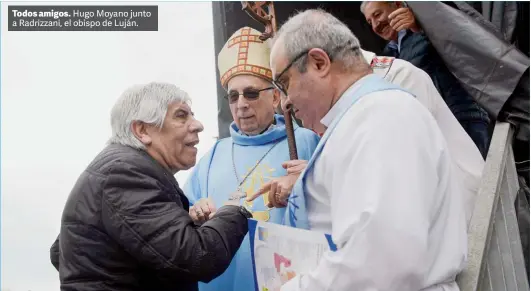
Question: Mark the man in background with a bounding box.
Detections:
[361,1,491,158]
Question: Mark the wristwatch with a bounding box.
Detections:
[238,205,253,219]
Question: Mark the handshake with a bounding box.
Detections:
[189,160,308,224]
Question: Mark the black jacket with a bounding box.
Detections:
[407,1,529,143]
[382,30,490,125]
[50,144,249,291]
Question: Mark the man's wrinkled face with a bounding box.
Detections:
[363,2,400,41]
[227,75,279,135]
[270,40,332,131]
[145,102,204,172]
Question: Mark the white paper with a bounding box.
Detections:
[249,219,334,291]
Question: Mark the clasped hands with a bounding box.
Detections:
[189,160,308,224]
[189,196,240,224]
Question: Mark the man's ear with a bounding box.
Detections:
[307,48,331,77]
[131,121,152,146]
[272,89,281,108]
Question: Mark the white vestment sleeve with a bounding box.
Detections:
[282,92,451,291]
[385,58,484,225]
[385,59,439,115]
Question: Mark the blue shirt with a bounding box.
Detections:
[387,29,408,53]
[183,114,320,291]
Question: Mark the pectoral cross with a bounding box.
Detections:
[229,189,247,201]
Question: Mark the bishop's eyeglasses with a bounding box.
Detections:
[224,87,275,104]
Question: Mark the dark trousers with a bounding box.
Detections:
[459,118,491,159]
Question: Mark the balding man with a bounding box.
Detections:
[253,48,484,229]
[265,9,467,291]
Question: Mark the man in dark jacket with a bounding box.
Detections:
[361,1,492,158]
[50,82,253,291]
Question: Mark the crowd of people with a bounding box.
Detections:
[50,4,528,291]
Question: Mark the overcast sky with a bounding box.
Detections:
[1,2,219,290]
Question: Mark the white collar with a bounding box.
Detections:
[360,48,376,64]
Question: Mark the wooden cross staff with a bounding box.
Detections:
[241,1,299,160]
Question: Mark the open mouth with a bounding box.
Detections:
[185,140,199,148]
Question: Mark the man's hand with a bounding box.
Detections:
[248,174,300,208]
[246,160,307,208]
[388,7,420,33]
[283,160,308,175]
[189,198,217,224]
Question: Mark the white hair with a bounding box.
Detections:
[108,82,191,149]
[274,9,364,73]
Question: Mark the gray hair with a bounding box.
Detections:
[274,9,363,73]
[360,1,393,14]
[108,82,192,149]
[360,1,370,14]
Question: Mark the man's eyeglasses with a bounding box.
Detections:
[271,50,310,97]
[225,87,275,104]
[271,46,360,96]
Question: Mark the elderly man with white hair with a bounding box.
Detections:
[49,82,253,291]
[266,9,468,291]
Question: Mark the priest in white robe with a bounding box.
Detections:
[254,49,485,227]
[266,9,468,291]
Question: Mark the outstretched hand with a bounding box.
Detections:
[246,160,308,208]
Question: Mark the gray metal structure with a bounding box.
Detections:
[457,122,529,291]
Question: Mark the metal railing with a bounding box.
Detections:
[457,122,529,291]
